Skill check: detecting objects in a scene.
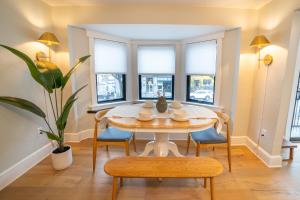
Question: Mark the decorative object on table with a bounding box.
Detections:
[156,91,167,113]
[170,100,182,109]
[171,109,188,122]
[137,109,154,121]
[0,44,90,170]
[142,100,154,108]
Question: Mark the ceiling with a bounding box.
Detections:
[79,24,232,40]
[42,0,272,10]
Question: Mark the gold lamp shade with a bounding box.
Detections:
[37,32,60,46]
[250,35,271,48]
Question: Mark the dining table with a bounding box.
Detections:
[105,103,220,157]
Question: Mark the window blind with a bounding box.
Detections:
[94,39,127,73]
[137,45,176,74]
[185,40,217,75]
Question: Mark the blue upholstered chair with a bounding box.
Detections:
[93,109,136,172]
[186,111,232,172]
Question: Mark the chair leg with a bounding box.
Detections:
[93,140,97,172]
[132,133,137,153]
[186,133,191,154]
[227,143,232,172]
[203,178,207,188]
[196,143,200,157]
[106,145,109,151]
[125,141,130,156]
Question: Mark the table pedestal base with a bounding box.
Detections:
[140,133,183,157]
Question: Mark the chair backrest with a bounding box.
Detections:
[94,109,110,139]
[214,111,231,141]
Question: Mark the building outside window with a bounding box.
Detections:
[185,40,217,104]
[137,45,175,99]
[94,39,127,103]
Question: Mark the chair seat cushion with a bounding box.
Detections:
[191,128,226,144]
[97,127,133,142]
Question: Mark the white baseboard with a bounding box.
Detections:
[244,137,282,168]
[64,129,94,142]
[65,130,282,168]
[0,143,53,191]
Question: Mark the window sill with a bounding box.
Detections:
[87,100,224,113]
[182,101,224,111]
[87,101,131,113]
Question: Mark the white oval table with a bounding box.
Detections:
[106,104,218,157]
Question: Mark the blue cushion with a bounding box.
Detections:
[97,127,133,142]
[191,128,226,144]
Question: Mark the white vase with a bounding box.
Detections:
[51,145,73,170]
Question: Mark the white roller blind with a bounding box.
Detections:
[94,39,127,73]
[138,45,176,74]
[185,40,217,75]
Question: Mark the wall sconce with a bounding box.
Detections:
[36,32,60,62]
[250,34,273,66]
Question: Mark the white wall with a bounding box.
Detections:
[0,0,53,173]
[248,0,300,155]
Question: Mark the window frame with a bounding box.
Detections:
[136,44,176,100]
[87,31,130,106]
[182,32,224,106]
[138,74,175,100]
[95,73,127,104]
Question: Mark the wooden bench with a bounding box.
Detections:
[282,139,297,160]
[104,157,224,200]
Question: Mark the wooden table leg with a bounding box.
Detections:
[210,177,214,200]
[112,177,118,200]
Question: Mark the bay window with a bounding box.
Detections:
[94,39,127,103]
[137,45,175,99]
[185,40,217,105]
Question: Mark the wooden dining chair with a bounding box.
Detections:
[93,109,136,172]
[186,111,232,172]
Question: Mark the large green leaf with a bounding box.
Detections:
[0,44,54,93]
[56,84,87,130]
[61,55,90,89]
[46,132,61,141]
[0,97,46,118]
[56,98,77,130]
[36,61,64,89]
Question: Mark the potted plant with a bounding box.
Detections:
[0,44,90,170]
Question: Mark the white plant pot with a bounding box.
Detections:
[51,145,73,170]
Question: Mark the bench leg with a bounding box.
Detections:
[203,178,207,188]
[112,177,118,200]
[120,177,123,187]
[210,177,214,200]
[290,148,294,160]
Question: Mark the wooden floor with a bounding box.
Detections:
[0,139,300,200]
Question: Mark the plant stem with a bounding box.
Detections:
[43,118,54,133]
[54,88,59,121]
[48,93,57,121]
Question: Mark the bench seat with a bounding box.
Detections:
[104,157,223,200]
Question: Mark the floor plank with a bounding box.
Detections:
[0,140,299,200]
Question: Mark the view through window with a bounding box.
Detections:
[140,74,173,99]
[188,75,214,104]
[96,73,125,103]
